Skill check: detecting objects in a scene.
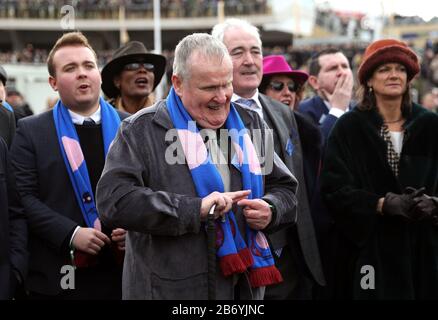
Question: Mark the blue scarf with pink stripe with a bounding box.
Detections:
[53,97,121,229]
[166,87,282,287]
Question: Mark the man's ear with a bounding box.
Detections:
[307,75,319,91]
[48,76,58,91]
[172,74,183,97]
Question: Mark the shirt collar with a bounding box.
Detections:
[232,90,262,110]
[323,99,332,111]
[68,105,102,125]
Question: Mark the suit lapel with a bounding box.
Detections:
[258,94,290,162]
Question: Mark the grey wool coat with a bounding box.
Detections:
[96,101,298,300]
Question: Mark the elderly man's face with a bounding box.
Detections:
[222,26,262,99]
[173,51,233,129]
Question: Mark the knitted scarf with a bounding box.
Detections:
[53,97,121,266]
[166,87,282,287]
[1,101,13,112]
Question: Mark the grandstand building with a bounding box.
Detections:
[0,1,436,113]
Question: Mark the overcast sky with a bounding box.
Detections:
[314,0,436,21]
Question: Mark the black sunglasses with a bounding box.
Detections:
[123,62,155,72]
[269,81,299,92]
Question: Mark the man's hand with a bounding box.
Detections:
[111,228,126,251]
[200,190,251,221]
[321,70,354,111]
[238,198,272,230]
[71,227,111,255]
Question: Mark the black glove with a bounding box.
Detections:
[412,194,438,225]
[382,187,425,220]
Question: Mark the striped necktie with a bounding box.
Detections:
[236,98,256,109]
[204,130,231,192]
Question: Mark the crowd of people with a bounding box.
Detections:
[2,39,438,110]
[1,18,438,301]
[0,0,269,20]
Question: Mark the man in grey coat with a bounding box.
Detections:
[96,33,298,300]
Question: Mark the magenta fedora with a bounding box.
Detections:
[262,55,308,85]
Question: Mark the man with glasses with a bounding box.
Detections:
[212,19,325,299]
[101,41,166,114]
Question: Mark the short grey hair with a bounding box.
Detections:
[211,18,262,47]
[173,33,230,80]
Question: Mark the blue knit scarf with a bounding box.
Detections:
[1,101,13,112]
[53,97,121,229]
[166,88,282,287]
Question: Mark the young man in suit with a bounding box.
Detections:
[298,49,354,140]
[212,19,325,299]
[10,32,128,299]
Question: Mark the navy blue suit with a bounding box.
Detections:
[0,137,27,299]
[10,109,127,298]
[298,95,355,299]
[298,95,339,141]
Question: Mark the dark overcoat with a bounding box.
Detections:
[321,104,438,299]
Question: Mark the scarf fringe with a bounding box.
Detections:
[238,247,254,268]
[220,254,247,276]
[73,251,98,268]
[249,265,283,288]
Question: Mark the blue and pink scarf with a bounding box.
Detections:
[53,97,121,266]
[166,87,282,288]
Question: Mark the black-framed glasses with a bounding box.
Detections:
[123,62,154,72]
[269,81,299,92]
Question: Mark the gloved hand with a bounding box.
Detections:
[382,187,425,220]
[412,194,438,225]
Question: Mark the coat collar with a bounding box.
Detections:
[358,103,425,130]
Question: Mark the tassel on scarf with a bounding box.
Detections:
[249,265,283,288]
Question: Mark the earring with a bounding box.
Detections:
[368,86,373,93]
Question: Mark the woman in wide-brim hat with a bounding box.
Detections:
[259,55,308,110]
[101,41,166,114]
[321,39,438,299]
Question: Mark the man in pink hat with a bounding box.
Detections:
[212,19,326,300]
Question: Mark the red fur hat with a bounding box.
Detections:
[357,39,419,85]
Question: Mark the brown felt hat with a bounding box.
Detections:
[101,41,166,98]
[357,39,419,85]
